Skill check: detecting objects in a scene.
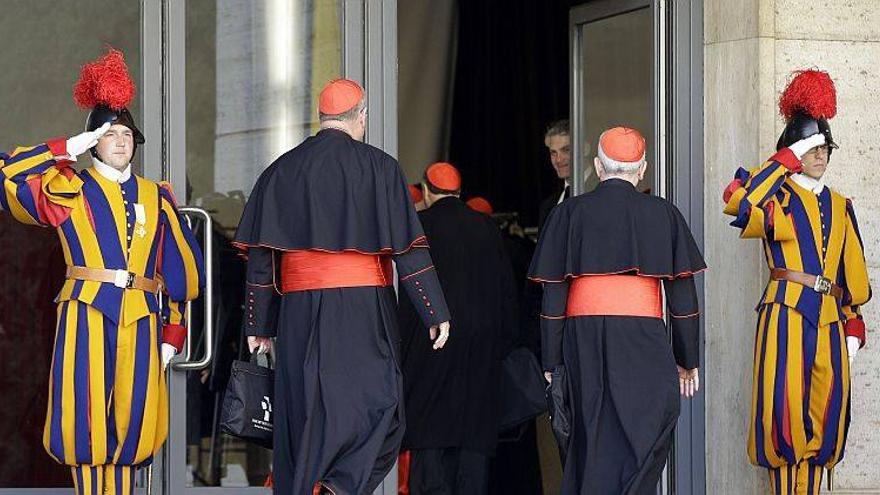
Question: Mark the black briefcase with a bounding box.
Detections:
[219,353,274,449]
[546,366,570,461]
[498,347,548,432]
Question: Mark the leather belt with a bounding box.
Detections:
[66,266,162,294]
[770,268,843,299]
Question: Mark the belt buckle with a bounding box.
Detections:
[114,270,135,289]
[813,275,833,295]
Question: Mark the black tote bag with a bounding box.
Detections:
[546,366,570,461]
[497,347,549,432]
[219,352,274,449]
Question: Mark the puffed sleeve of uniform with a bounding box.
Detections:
[158,184,206,352]
[840,199,872,347]
[722,148,802,239]
[394,243,451,328]
[242,246,281,338]
[1,138,83,227]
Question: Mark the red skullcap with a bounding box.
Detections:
[425,162,461,192]
[319,79,364,115]
[408,184,424,204]
[599,127,646,162]
[466,197,494,215]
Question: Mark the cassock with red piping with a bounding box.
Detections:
[233,128,450,495]
[528,178,706,495]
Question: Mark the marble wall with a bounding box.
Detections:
[704,0,880,492]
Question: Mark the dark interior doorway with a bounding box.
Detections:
[398,0,581,229]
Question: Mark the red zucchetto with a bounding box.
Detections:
[466,197,493,215]
[599,127,646,162]
[319,79,364,115]
[424,162,461,192]
[408,184,424,204]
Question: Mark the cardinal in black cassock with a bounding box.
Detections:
[234,79,451,495]
[528,127,706,494]
[398,163,518,494]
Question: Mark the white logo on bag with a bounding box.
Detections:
[250,395,273,433]
[261,396,272,422]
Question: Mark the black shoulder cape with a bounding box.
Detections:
[528,179,706,281]
[234,129,425,253]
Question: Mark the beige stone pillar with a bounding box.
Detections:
[704,1,770,493]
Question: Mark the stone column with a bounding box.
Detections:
[704,0,770,492]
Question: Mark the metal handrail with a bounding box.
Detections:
[173,206,214,371]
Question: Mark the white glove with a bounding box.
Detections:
[788,133,826,159]
[847,336,861,365]
[248,336,274,355]
[161,343,178,370]
[65,122,111,158]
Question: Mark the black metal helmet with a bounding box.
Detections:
[775,110,838,159]
[85,104,145,160]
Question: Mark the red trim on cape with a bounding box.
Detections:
[231,235,429,257]
[528,266,707,284]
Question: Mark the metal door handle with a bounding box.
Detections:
[173,206,214,371]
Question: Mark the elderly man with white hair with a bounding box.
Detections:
[528,127,706,494]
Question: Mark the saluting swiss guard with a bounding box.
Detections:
[529,127,706,494]
[398,163,517,494]
[234,79,452,495]
[0,49,204,494]
[723,70,871,494]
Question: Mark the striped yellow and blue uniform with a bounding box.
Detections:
[1,138,204,494]
[724,147,871,494]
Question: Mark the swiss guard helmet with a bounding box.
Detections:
[73,48,145,160]
[776,69,838,160]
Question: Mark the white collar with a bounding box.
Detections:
[92,156,132,184]
[791,173,825,195]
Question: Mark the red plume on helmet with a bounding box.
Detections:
[778,69,837,121]
[73,47,136,111]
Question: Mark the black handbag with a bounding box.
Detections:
[497,347,548,432]
[546,366,571,461]
[219,352,274,449]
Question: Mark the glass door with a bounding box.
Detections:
[569,0,659,197]
[159,1,400,494]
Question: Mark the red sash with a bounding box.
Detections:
[280,250,392,293]
[566,275,662,318]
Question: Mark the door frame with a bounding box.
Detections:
[569,1,706,494]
